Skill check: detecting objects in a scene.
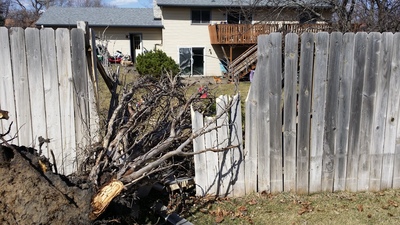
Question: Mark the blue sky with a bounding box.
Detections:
[106,0,152,8]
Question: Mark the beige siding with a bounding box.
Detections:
[92,27,162,58]
[162,8,226,76]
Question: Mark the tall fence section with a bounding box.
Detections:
[193,32,400,196]
[0,25,99,175]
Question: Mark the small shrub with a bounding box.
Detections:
[136,50,180,77]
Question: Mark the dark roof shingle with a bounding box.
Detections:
[36,7,163,27]
[156,0,330,8]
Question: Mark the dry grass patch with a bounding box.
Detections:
[186,189,400,224]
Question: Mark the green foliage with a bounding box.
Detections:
[136,50,179,78]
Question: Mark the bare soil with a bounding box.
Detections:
[0,144,93,224]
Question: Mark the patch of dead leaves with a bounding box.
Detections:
[208,204,254,224]
[297,201,313,215]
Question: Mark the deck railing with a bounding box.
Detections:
[209,23,332,44]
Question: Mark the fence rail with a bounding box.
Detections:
[194,32,400,196]
[0,26,98,174]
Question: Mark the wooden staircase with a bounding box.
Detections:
[228,44,258,79]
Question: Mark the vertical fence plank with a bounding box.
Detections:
[394,109,400,188]
[0,27,18,143]
[230,94,245,197]
[267,33,283,193]
[334,33,355,191]
[309,32,329,193]
[283,33,298,192]
[357,32,380,191]
[25,28,47,154]
[346,32,367,192]
[191,107,207,196]
[87,26,100,145]
[71,28,90,169]
[56,28,77,174]
[256,35,271,193]
[369,32,390,191]
[297,32,314,194]
[40,28,64,173]
[204,116,219,195]
[10,27,33,146]
[244,84,258,193]
[322,32,342,192]
[216,95,232,196]
[384,33,400,189]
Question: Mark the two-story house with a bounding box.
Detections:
[36,0,332,77]
[156,0,331,77]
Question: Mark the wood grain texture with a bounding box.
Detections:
[309,32,329,193]
[297,32,314,194]
[283,33,298,192]
[334,33,355,191]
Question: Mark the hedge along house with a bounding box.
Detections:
[155,0,332,77]
[35,7,163,63]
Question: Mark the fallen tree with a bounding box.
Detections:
[86,72,238,221]
[0,70,239,224]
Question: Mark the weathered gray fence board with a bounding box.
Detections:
[369,32,390,191]
[283,33,298,192]
[25,28,47,154]
[394,92,400,188]
[230,94,245,197]
[334,33,355,191]
[85,27,101,144]
[0,28,18,143]
[190,107,207,196]
[256,35,271,193]
[41,28,65,173]
[204,116,218,195]
[56,28,77,174]
[383,33,400,189]
[267,33,283,193]
[10,27,33,146]
[322,32,342,191]
[309,32,329,193]
[346,32,367,192]
[216,95,232,196]
[358,32,380,191]
[297,32,314,194]
[244,85,258,193]
[71,28,90,167]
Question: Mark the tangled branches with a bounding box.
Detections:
[88,73,236,190]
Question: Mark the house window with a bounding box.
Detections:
[299,11,317,24]
[191,9,211,24]
[179,47,204,76]
[227,11,252,24]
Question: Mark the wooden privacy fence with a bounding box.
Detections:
[0,25,99,175]
[191,94,245,197]
[193,32,400,196]
[246,32,400,194]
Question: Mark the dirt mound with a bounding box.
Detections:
[0,145,93,224]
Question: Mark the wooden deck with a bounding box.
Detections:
[209,23,332,44]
